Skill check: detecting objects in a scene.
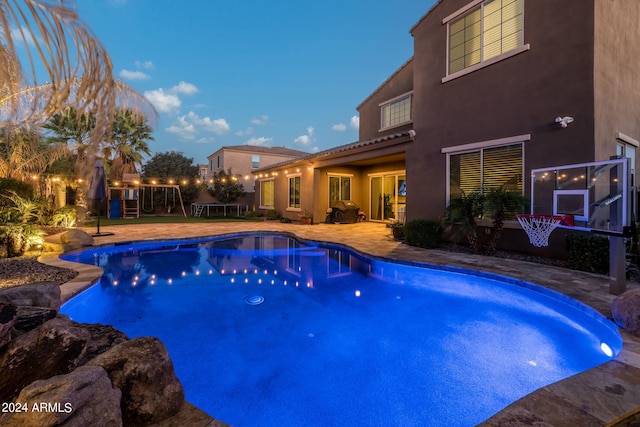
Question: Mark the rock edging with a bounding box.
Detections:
[0,281,226,427]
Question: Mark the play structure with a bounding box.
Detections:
[107,179,187,219]
[520,157,633,294]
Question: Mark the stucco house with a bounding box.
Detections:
[254,0,640,249]
[206,145,308,192]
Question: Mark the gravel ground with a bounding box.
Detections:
[0,255,78,289]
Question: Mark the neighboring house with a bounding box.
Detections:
[206,146,308,192]
[255,0,640,247]
[197,164,208,182]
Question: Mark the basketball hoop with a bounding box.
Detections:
[516,214,573,247]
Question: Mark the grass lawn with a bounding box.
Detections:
[84,215,264,227]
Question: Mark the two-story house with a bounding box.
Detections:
[409,0,640,223]
[206,145,308,192]
[254,0,640,247]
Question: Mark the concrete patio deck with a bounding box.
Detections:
[40,221,640,426]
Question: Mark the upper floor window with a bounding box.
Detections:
[380,93,413,131]
[217,155,221,169]
[252,155,260,169]
[448,0,524,75]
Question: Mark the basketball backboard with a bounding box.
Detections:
[530,158,631,235]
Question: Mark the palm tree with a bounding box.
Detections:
[0,125,67,181]
[104,108,154,181]
[0,1,157,172]
[0,0,116,147]
[42,108,96,162]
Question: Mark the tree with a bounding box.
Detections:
[208,168,246,203]
[42,108,96,162]
[0,125,67,181]
[103,108,154,181]
[142,152,202,205]
[441,188,528,255]
[0,0,116,147]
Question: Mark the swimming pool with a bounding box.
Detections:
[61,233,622,426]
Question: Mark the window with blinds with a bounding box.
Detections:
[449,143,523,199]
[448,0,524,75]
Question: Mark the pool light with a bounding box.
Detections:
[601,342,613,357]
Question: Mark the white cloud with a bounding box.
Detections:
[245,137,273,147]
[294,126,315,147]
[349,115,360,130]
[170,81,199,95]
[165,112,230,141]
[332,115,359,132]
[119,69,151,80]
[10,26,38,46]
[236,127,253,137]
[251,115,270,125]
[145,88,181,114]
[135,60,155,70]
[144,81,199,114]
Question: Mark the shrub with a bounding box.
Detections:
[245,210,259,218]
[280,217,292,223]
[265,209,281,220]
[566,233,609,274]
[0,224,45,258]
[52,206,77,228]
[405,219,441,249]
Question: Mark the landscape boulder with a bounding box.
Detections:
[0,302,17,348]
[76,322,129,366]
[60,229,94,252]
[0,281,61,311]
[0,365,122,427]
[88,336,184,426]
[612,288,640,336]
[0,316,91,401]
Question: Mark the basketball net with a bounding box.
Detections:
[516,214,562,247]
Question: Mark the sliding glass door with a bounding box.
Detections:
[369,172,406,222]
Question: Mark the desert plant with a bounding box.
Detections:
[483,188,529,254]
[0,223,45,258]
[441,190,485,253]
[0,190,45,224]
[52,206,77,228]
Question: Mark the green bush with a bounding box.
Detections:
[566,233,609,274]
[280,217,292,223]
[404,219,441,249]
[265,209,281,220]
[52,206,77,228]
[245,210,259,218]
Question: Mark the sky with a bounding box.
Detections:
[72,0,437,165]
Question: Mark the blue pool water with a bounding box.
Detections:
[61,234,622,427]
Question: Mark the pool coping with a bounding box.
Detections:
[39,224,640,426]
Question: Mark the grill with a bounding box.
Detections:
[331,200,361,223]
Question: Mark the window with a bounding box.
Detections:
[329,175,351,206]
[288,175,301,209]
[252,155,260,169]
[380,93,413,130]
[260,179,274,208]
[448,0,524,75]
[217,155,221,169]
[448,143,523,200]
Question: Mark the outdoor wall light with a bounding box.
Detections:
[555,116,574,128]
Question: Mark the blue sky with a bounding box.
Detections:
[74,0,437,165]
